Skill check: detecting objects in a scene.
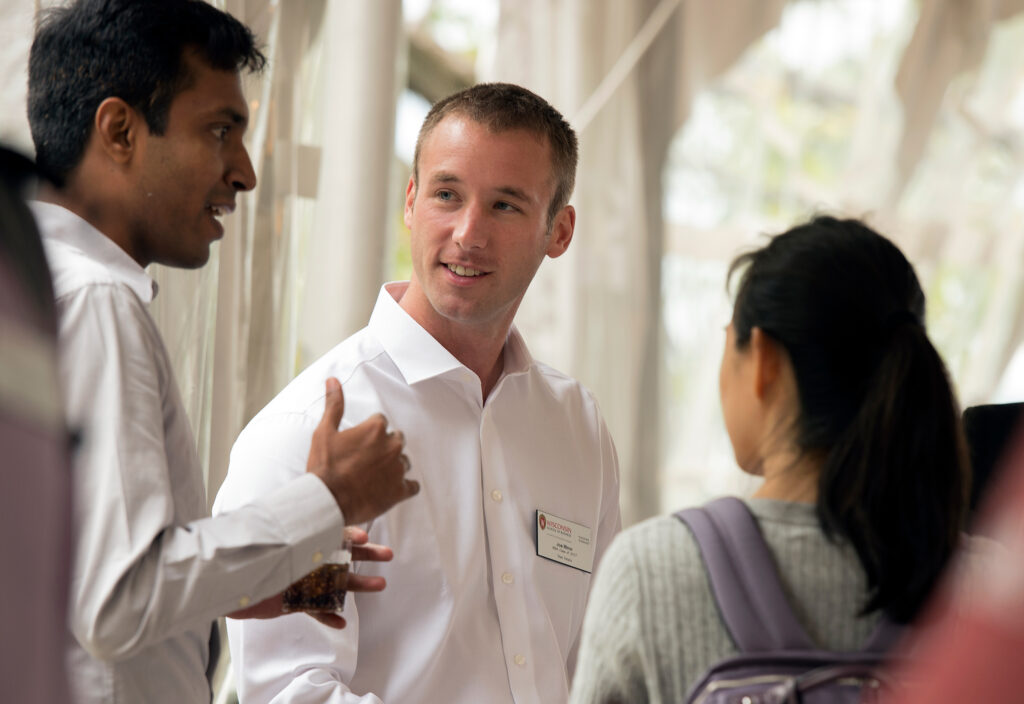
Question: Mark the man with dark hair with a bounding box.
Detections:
[27,1,419,702]
[28,0,266,187]
[216,82,621,703]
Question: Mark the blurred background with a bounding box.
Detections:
[3,0,1024,531]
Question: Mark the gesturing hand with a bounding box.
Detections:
[306,377,419,526]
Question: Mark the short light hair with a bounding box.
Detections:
[412,83,579,228]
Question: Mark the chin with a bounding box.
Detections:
[158,249,212,270]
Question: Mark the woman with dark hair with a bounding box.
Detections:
[569,216,970,703]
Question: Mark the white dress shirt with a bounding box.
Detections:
[215,283,622,704]
[34,202,348,704]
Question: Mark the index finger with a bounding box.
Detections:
[351,542,393,563]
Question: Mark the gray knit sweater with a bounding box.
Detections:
[569,499,880,704]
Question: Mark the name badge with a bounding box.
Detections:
[535,510,594,573]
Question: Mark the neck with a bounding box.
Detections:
[39,175,144,266]
[463,338,506,400]
[435,321,508,400]
[396,282,512,400]
[751,447,822,504]
[37,181,86,218]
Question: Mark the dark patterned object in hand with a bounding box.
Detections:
[282,563,350,613]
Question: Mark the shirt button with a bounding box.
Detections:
[501,572,514,585]
[238,596,251,608]
[514,654,526,667]
[491,489,503,502]
[312,551,324,564]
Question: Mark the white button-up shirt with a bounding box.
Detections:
[215,283,622,703]
[34,202,348,704]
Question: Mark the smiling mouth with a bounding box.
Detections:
[447,263,485,277]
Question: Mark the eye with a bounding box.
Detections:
[212,125,231,141]
[494,201,517,212]
[436,189,456,201]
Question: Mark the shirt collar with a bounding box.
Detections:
[369,282,535,386]
[30,201,157,303]
[501,320,534,377]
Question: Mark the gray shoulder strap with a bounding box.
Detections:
[675,497,901,654]
[676,497,816,652]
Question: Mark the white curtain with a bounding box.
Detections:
[893,0,1024,403]
[148,0,404,502]
[489,0,786,525]
[489,0,1024,522]
[0,0,36,154]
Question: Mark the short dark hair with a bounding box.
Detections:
[412,82,578,228]
[28,0,265,184]
[728,216,970,624]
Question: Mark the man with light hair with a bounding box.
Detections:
[216,82,622,702]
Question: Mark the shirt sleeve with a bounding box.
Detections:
[217,412,385,703]
[58,283,346,661]
[568,531,649,704]
[566,398,623,676]
[591,409,624,570]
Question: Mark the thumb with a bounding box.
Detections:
[320,377,345,431]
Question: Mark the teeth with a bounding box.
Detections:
[448,264,483,277]
[207,204,234,218]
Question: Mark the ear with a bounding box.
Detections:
[403,175,416,229]
[545,204,575,258]
[750,327,784,400]
[93,97,142,165]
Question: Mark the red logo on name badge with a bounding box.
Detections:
[539,514,547,531]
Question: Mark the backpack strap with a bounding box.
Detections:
[676,497,816,653]
[861,616,903,653]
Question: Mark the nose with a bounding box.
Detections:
[452,203,487,250]
[226,143,257,192]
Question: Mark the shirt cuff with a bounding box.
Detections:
[252,473,346,579]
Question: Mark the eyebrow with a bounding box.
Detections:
[431,172,461,185]
[208,107,249,127]
[495,185,530,203]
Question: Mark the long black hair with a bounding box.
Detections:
[728,216,969,624]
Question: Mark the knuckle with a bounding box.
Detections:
[366,414,388,437]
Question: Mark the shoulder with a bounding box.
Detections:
[42,235,122,300]
[745,499,861,569]
[585,513,732,700]
[531,360,589,397]
[529,361,607,422]
[51,275,161,370]
[219,327,393,509]
[228,327,391,462]
[251,326,390,424]
[43,235,154,347]
[601,514,706,588]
